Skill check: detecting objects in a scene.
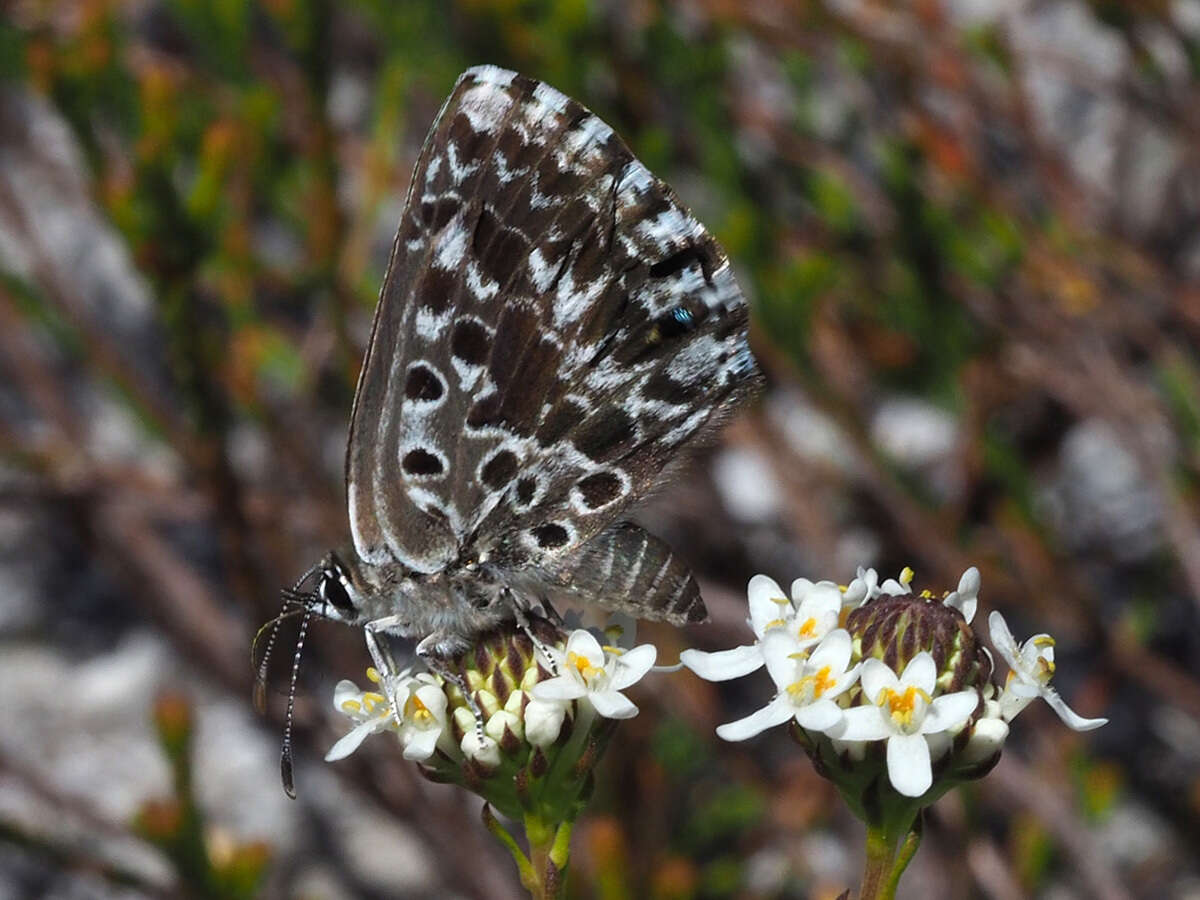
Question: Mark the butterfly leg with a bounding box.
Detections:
[511,601,559,676]
[363,616,408,728]
[415,634,486,742]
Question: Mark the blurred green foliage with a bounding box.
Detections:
[3,0,1194,896]
[135,693,269,899]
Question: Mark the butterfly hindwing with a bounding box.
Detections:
[346,66,759,586]
[541,521,707,625]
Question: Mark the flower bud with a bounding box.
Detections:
[846,583,992,697]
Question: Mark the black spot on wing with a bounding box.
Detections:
[402,448,444,476]
[573,407,636,461]
[536,398,588,447]
[649,244,713,281]
[472,205,529,287]
[405,364,444,401]
[576,472,622,509]
[420,195,461,232]
[643,370,696,406]
[414,265,454,314]
[515,477,537,505]
[481,449,519,491]
[451,319,490,366]
[532,523,570,549]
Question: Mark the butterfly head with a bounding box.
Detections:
[285,551,369,626]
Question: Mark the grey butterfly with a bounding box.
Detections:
[286,64,759,693]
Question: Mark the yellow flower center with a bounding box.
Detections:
[796,616,819,639]
[404,692,434,726]
[568,651,603,683]
[361,691,387,714]
[787,665,837,702]
[878,685,931,730]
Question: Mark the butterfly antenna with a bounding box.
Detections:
[280,609,311,799]
[252,598,303,715]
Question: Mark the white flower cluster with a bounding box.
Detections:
[326,628,657,766]
[684,566,1105,798]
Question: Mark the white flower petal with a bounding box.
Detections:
[748,574,791,636]
[1007,679,1041,699]
[808,629,853,673]
[857,567,880,599]
[793,698,845,733]
[825,662,862,701]
[532,675,588,702]
[859,658,899,703]
[460,731,500,766]
[761,631,803,690]
[958,566,981,597]
[716,695,794,741]
[611,643,656,690]
[414,683,448,718]
[524,698,567,747]
[944,590,977,625]
[842,579,869,609]
[1041,686,1108,731]
[403,726,441,761]
[900,652,936,694]
[796,581,843,620]
[333,680,364,710]
[922,690,979,734]
[789,577,815,603]
[953,567,981,623]
[565,629,605,665]
[680,645,765,681]
[588,689,639,719]
[987,611,1020,668]
[887,733,932,797]
[325,719,382,762]
[962,716,1009,763]
[999,689,1033,722]
[839,705,893,741]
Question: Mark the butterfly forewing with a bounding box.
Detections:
[347,66,759,602]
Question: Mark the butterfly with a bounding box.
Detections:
[267,66,760,790]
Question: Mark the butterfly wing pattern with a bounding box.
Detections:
[345,65,759,628]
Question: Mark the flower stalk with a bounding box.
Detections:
[861,818,921,900]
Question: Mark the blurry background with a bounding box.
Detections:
[0,0,1196,897]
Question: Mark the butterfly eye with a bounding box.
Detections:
[319,569,356,613]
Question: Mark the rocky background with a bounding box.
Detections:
[1,1,1197,898]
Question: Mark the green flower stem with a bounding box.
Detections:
[482,804,572,899]
[522,812,571,900]
[859,816,920,900]
[482,805,535,890]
